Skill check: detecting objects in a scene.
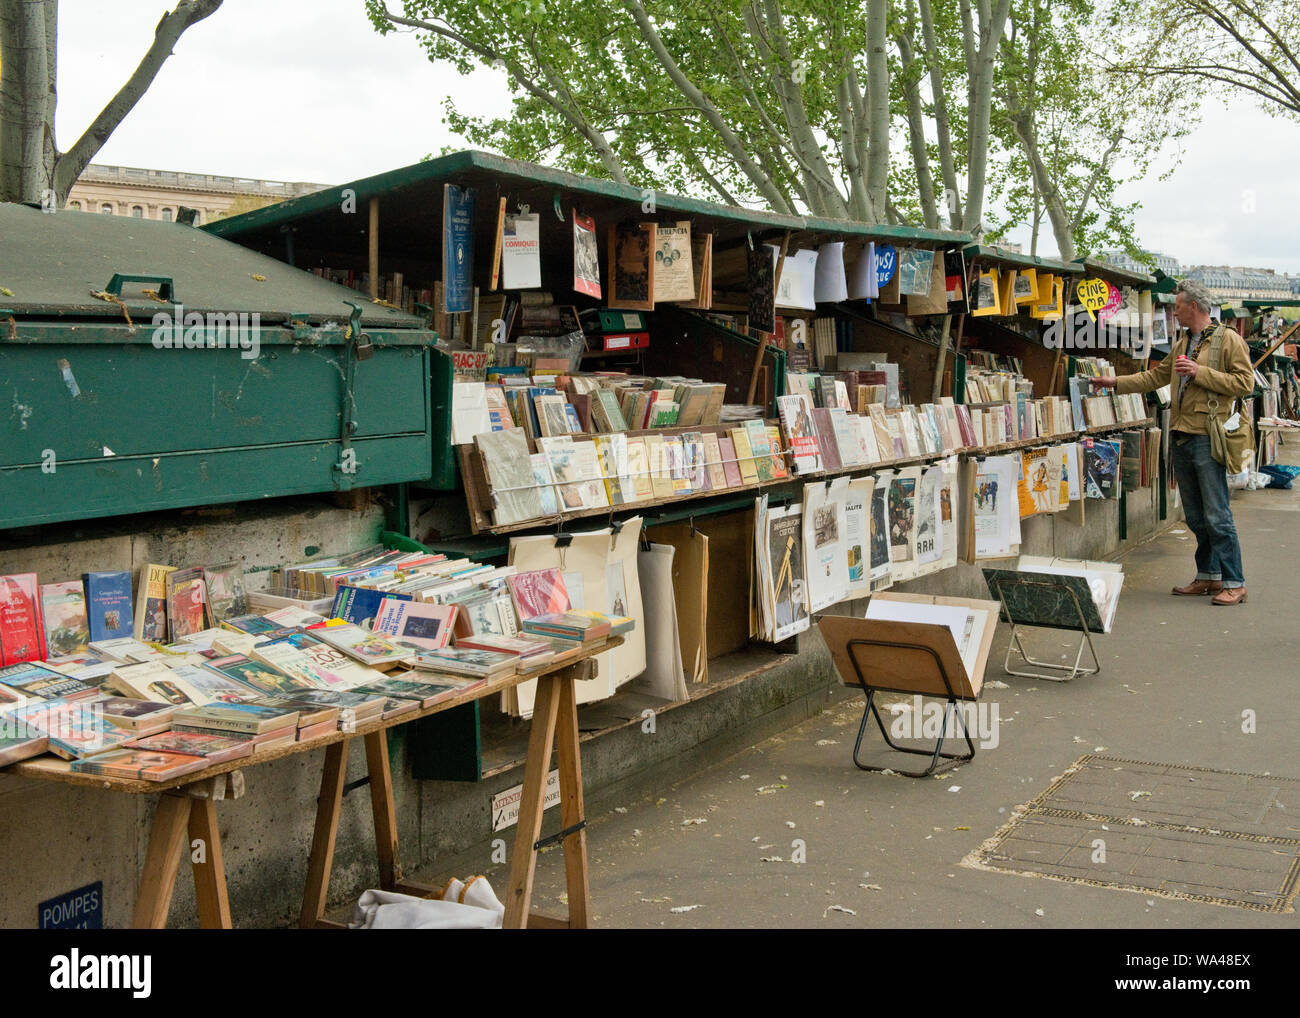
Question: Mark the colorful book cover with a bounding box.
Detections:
[0,574,46,665]
[164,567,207,642]
[507,569,570,623]
[127,730,255,763]
[443,183,477,313]
[778,394,822,474]
[410,647,517,677]
[372,599,457,650]
[766,425,790,479]
[134,564,174,643]
[204,563,247,624]
[573,210,602,299]
[71,748,210,781]
[39,581,89,658]
[16,701,135,760]
[82,571,133,645]
[311,624,413,666]
[330,585,412,630]
[0,661,98,702]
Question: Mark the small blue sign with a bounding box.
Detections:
[874,244,897,288]
[39,881,103,929]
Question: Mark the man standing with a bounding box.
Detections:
[1090,280,1254,605]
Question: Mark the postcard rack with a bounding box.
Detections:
[981,569,1102,682]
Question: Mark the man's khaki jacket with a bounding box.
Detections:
[1115,325,1254,435]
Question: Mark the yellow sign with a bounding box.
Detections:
[1076,278,1109,321]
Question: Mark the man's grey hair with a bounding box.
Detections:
[1175,279,1215,315]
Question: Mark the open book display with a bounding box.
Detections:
[982,555,1124,682]
[818,592,999,778]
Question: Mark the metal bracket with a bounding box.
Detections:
[288,312,313,342]
[534,820,586,852]
[334,301,367,482]
[105,273,175,301]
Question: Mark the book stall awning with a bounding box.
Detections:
[206,149,970,262]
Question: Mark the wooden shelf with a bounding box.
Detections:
[460,418,1159,537]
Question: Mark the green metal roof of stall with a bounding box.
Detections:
[0,201,425,327]
[1070,257,1156,288]
[961,244,1076,275]
[1241,299,1300,309]
[204,149,972,251]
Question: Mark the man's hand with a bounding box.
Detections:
[1174,355,1198,379]
[1089,375,1117,389]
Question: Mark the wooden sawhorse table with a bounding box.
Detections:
[12,641,611,929]
[297,654,600,929]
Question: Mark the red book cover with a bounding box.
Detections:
[507,569,571,623]
[0,574,45,665]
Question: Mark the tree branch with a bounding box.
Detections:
[53,1,224,202]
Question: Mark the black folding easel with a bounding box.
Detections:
[842,636,976,779]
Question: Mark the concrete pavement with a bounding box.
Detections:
[513,450,1300,928]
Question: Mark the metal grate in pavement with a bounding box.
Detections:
[964,755,1300,912]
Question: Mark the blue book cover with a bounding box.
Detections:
[83,571,133,642]
[443,184,477,314]
[330,586,412,629]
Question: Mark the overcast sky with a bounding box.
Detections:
[55,0,1300,274]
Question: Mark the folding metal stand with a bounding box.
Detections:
[992,576,1100,683]
[844,637,976,778]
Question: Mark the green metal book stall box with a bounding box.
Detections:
[0,203,440,529]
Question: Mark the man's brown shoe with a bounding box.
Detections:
[1171,579,1223,595]
[1211,587,1248,606]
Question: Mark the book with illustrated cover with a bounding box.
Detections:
[1,573,45,666]
[608,221,655,311]
[39,581,89,658]
[501,211,541,289]
[200,653,313,699]
[172,701,301,736]
[165,567,209,641]
[507,569,570,622]
[730,428,759,485]
[443,183,476,313]
[477,429,543,526]
[310,624,413,668]
[97,698,180,734]
[134,564,175,643]
[247,642,349,690]
[778,393,822,474]
[350,676,459,709]
[331,585,412,630]
[127,730,254,764]
[766,425,789,479]
[573,210,601,299]
[664,436,692,493]
[70,748,210,782]
[717,435,742,488]
[810,408,842,472]
[0,682,28,715]
[372,599,457,650]
[204,563,247,624]
[0,733,49,767]
[644,434,674,498]
[625,436,654,501]
[748,244,776,334]
[410,646,517,678]
[529,453,560,516]
[260,631,389,688]
[0,661,98,702]
[651,221,695,302]
[592,433,629,505]
[682,432,708,491]
[83,571,131,645]
[454,633,553,658]
[540,435,608,511]
[16,701,135,760]
[108,662,211,706]
[522,611,612,641]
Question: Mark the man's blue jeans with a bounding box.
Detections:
[1172,433,1245,588]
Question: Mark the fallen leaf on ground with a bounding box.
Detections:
[860,883,882,891]
[670,905,701,913]
[759,856,784,863]
[681,818,707,826]
[824,905,856,917]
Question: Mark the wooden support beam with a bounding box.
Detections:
[746,231,790,407]
[131,793,192,929]
[368,198,380,300]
